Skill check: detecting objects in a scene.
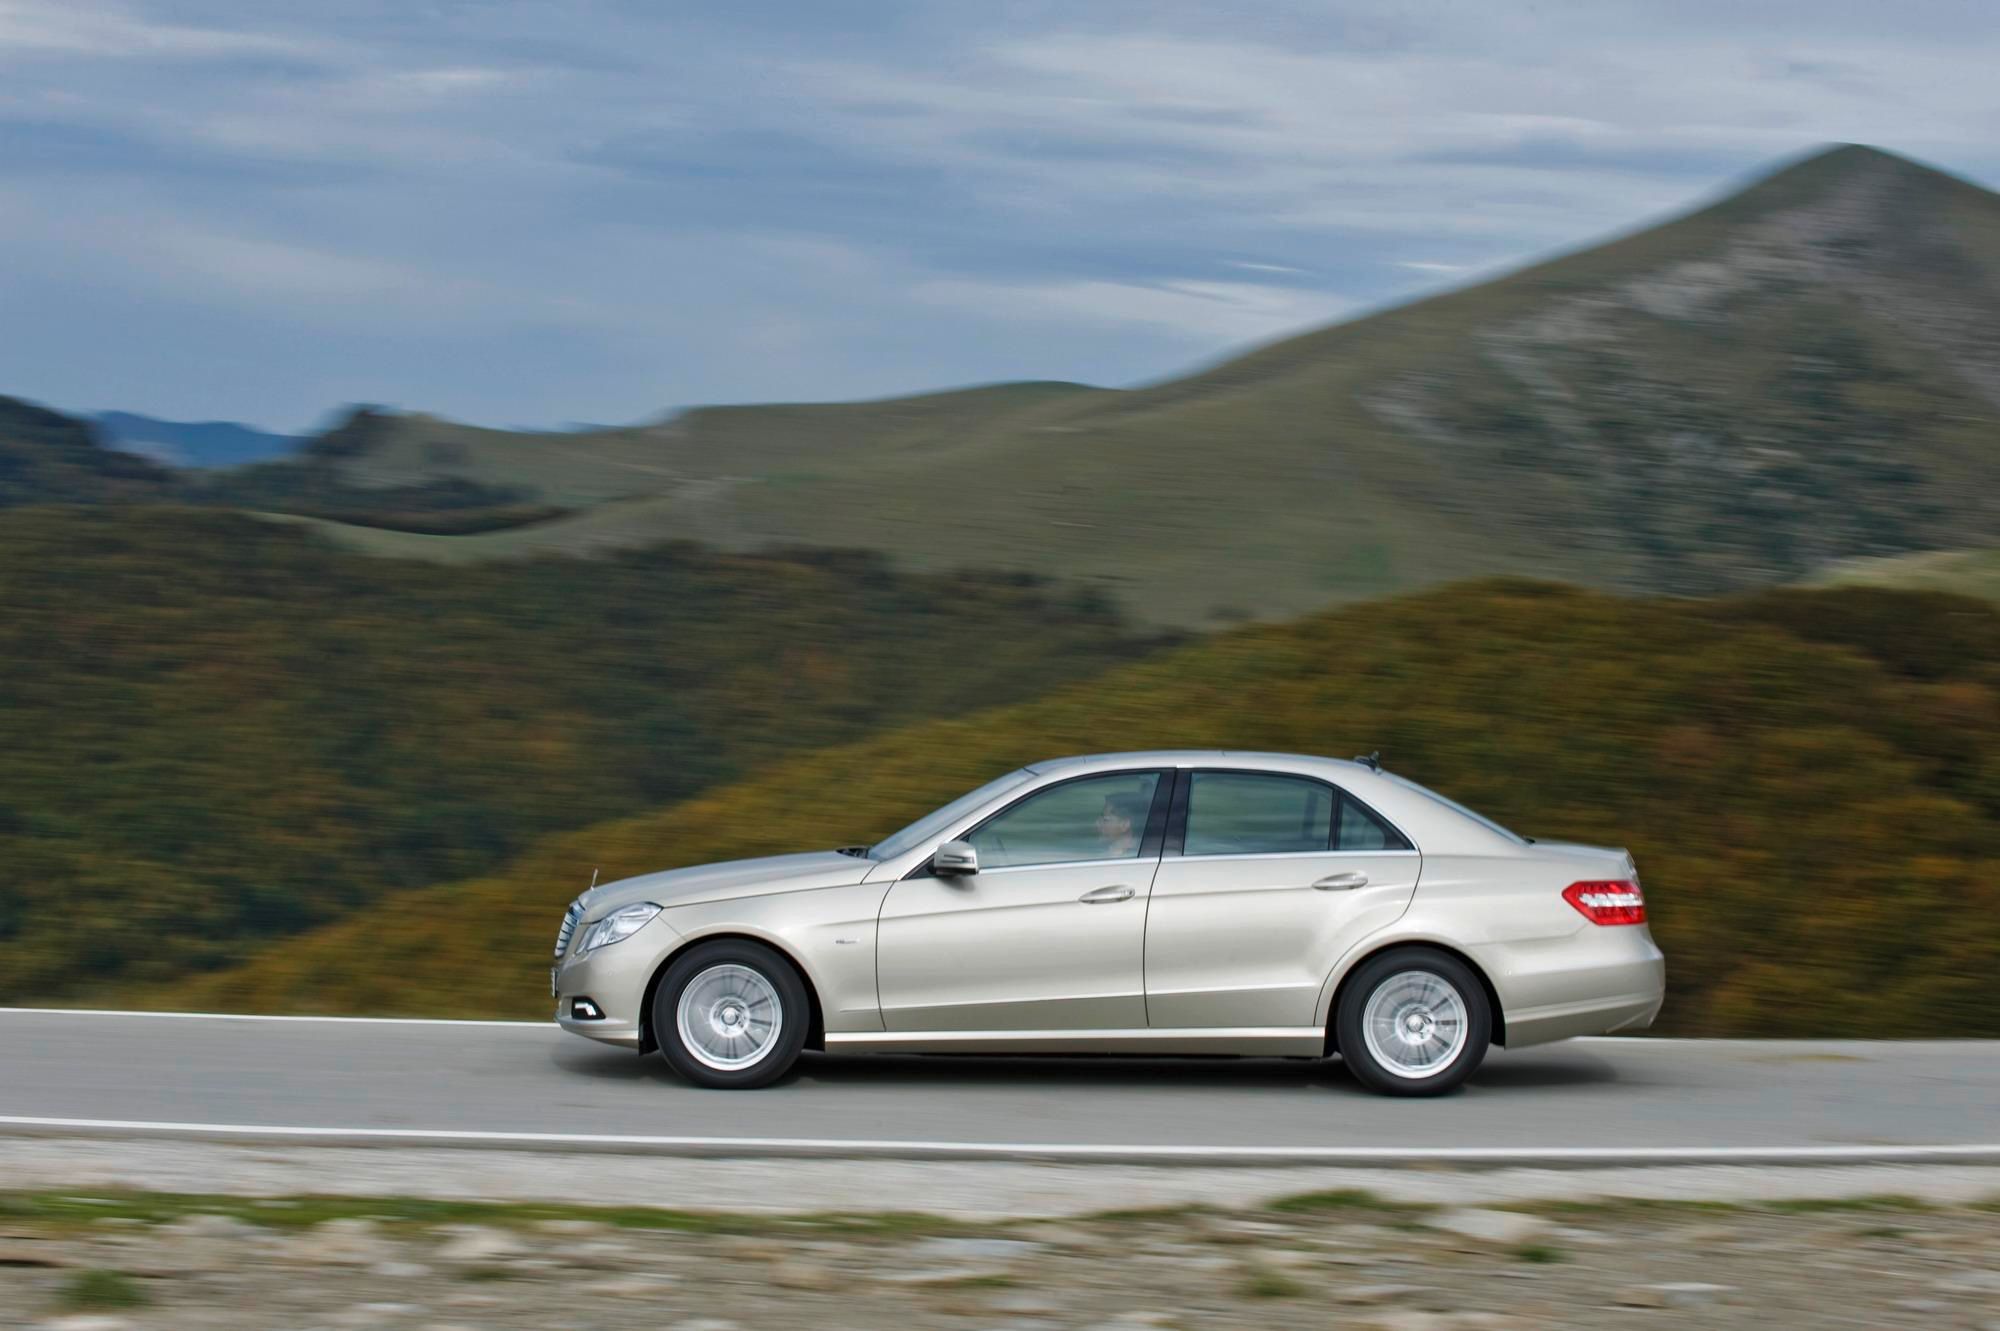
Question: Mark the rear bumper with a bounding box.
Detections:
[1504,988,1663,1047]
[1477,926,1666,1048]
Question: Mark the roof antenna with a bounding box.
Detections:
[1354,750,1382,772]
[588,866,600,890]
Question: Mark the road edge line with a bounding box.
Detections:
[3,1116,1999,1168]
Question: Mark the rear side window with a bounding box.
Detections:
[1184,772,1332,855]
[1337,794,1409,851]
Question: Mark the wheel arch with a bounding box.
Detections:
[638,931,827,1055]
[1320,938,1507,1056]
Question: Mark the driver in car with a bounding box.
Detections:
[1095,792,1149,858]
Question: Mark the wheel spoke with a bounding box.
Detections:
[676,964,786,1072]
[1361,970,1469,1081]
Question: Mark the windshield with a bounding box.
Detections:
[868,768,1036,860]
[1382,774,1526,844]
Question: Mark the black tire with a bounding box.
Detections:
[1335,947,1492,1097]
[652,939,809,1089]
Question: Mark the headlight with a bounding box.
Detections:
[576,903,662,955]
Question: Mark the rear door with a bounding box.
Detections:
[1144,768,1419,1029]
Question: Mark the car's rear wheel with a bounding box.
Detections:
[1336,947,1491,1096]
[653,940,808,1089]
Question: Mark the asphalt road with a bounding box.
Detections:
[3,1010,1997,1162]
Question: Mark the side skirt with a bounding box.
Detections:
[822,1028,1325,1057]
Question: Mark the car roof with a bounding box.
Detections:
[1024,750,1369,775]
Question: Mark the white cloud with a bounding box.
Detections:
[793,20,2000,249]
[1397,261,1470,274]
[1225,260,1310,275]
[915,276,1349,344]
[145,227,429,304]
[0,0,304,60]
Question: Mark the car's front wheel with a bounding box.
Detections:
[1335,947,1491,1096]
[652,940,808,1089]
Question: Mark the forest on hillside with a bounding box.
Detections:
[8,392,2000,1038]
[155,580,2000,1040]
[0,506,1154,999]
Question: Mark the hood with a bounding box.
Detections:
[578,850,870,916]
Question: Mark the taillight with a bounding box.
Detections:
[1562,880,1646,925]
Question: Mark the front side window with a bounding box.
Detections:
[869,768,1035,860]
[1184,772,1332,856]
[966,772,1162,869]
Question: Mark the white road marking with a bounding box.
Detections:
[0,1115,1996,1164]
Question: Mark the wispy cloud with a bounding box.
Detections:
[1225,260,1311,275]
[916,277,1350,344]
[0,0,305,60]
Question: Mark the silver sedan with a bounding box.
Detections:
[552,751,1665,1096]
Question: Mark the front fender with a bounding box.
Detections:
[659,879,893,1034]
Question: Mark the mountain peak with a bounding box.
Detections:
[1723,141,1985,216]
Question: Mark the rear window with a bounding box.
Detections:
[1383,775,1525,843]
[1182,772,1413,855]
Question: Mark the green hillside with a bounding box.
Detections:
[0,396,175,507]
[149,581,2000,1040]
[0,507,1152,999]
[0,400,556,533]
[1812,547,2000,602]
[277,145,2000,626]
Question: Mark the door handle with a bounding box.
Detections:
[1313,871,1369,891]
[1078,885,1135,904]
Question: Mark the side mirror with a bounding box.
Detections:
[933,840,979,876]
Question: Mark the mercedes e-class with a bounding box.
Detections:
[551,752,1664,1096]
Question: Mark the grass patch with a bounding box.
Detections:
[1268,1189,1388,1214]
[1518,1195,1943,1224]
[0,1191,988,1239]
[1077,1203,1212,1225]
[1764,1195,1933,1215]
[57,1270,149,1311]
[1267,1188,1431,1223]
[1236,1266,1307,1299]
[1515,1198,1748,1223]
[1513,1243,1566,1264]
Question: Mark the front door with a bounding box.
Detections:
[876,770,1168,1031]
[1145,769,1420,1029]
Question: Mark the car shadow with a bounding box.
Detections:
[551,1042,1634,1095]
[790,1050,1355,1090]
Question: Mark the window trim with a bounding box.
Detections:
[910,768,1174,878]
[1165,768,1415,858]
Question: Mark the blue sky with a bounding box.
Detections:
[3,0,1998,433]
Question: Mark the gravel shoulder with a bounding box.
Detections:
[9,1139,2000,1217]
[4,1187,1999,1330]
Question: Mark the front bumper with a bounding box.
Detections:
[551,917,677,1048]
